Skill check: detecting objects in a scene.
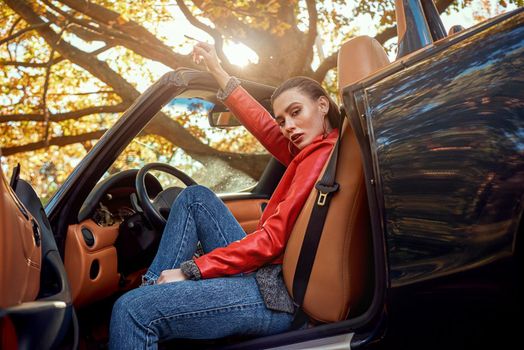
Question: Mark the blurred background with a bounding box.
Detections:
[1,0,521,203]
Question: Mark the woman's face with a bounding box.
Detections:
[272,88,330,150]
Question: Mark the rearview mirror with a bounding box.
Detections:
[208,111,242,128]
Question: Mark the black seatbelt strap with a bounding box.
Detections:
[290,110,345,329]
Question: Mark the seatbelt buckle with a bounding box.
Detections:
[317,192,328,206]
[315,182,339,206]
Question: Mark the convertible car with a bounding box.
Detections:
[1,1,523,349]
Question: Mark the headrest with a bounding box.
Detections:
[337,36,390,93]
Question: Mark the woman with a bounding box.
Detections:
[109,42,340,349]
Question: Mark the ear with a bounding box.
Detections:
[318,96,330,114]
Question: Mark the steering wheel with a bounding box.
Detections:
[136,163,197,231]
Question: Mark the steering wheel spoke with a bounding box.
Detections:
[136,163,197,231]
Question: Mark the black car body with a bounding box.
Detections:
[1,1,523,349]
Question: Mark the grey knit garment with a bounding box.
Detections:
[180,259,294,314]
[216,76,241,100]
[180,260,202,280]
[254,264,295,313]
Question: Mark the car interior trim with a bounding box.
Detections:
[0,168,41,309]
[64,220,120,307]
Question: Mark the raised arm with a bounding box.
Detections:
[193,43,296,165]
[223,85,293,165]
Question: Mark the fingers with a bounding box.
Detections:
[192,42,216,57]
[157,270,170,284]
[191,42,222,74]
[156,269,187,284]
[192,45,210,65]
[195,41,212,52]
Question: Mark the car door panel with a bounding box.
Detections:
[222,197,268,234]
[0,167,41,308]
[64,220,120,307]
[1,172,76,349]
[348,14,523,287]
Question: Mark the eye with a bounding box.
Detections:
[291,108,301,117]
[277,119,285,127]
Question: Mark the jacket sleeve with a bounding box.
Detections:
[223,86,297,166]
[193,144,332,279]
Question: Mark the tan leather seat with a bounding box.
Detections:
[282,36,390,323]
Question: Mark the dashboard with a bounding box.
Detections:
[78,169,163,226]
[92,187,137,226]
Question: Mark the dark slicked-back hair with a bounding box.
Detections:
[270,76,341,129]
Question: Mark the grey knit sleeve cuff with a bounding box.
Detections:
[180,260,202,280]
[216,76,241,101]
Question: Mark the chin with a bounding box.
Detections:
[295,141,308,150]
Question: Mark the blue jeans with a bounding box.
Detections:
[109,185,293,349]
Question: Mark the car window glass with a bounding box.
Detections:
[105,96,269,193]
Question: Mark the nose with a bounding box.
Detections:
[284,118,295,134]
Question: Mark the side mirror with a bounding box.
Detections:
[208,111,242,128]
[448,25,465,35]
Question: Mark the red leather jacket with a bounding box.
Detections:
[194,86,338,278]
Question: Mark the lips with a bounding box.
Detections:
[291,133,304,144]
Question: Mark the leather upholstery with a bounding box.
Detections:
[64,219,119,307]
[0,165,41,308]
[337,36,390,90]
[225,199,268,234]
[395,0,408,44]
[283,36,390,323]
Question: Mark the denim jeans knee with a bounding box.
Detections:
[178,184,215,203]
[109,276,293,349]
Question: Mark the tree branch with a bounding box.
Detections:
[144,118,270,179]
[0,124,270,178]
[312,50,338,82]
[90,44,113,56]
[6,0,270,177]
[435,0,456,13]
[42,21,69,143]
[48,90,116,96]
[0,104,128,123]
[190,0,275,60]
[298,0,318,74]
[45,1,194,70]
[374,0,456,45]
[375,25,397,45]
[57,0,167,47]
[0,59,60,67]
[7,16,22,37]
[0,22,51,45]
[45,1,148,45]
[305,0,318,52]
[56,0,194,69]
[0,130,107,156]
[175,0,235,74]
[5,0,142,100]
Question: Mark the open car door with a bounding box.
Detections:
[0,162,75,349]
